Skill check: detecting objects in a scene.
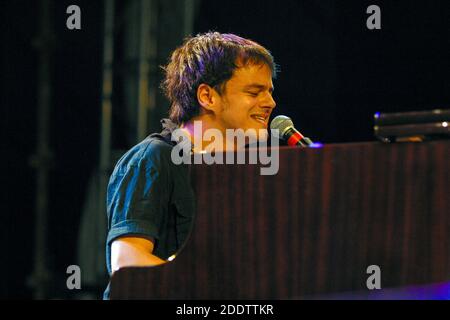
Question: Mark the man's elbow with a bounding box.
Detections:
[111,236,166,273]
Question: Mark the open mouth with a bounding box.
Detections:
[251,114,268,125]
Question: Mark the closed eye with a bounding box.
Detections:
[243,84,274,96]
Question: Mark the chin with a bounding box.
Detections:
[224,123,269,146]
[246,127,268,142]
[256,128,269,141]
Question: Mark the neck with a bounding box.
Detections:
[181,117,239,152]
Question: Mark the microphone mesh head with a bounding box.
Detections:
[270,115,293,138]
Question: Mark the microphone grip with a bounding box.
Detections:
[302,136,313,146]
[285,127,313,147]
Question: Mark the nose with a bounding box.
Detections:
[262,92,276,111]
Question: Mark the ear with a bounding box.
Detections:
[197,83,220,113]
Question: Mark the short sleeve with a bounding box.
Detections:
[105,142,170,247]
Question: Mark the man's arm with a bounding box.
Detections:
[111,237,166,273]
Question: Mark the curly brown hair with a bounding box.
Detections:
[161,32,278,125]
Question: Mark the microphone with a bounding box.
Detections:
[270,115,313,147]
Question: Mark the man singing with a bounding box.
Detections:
[104,31,277,299]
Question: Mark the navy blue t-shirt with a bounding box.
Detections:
[103,119,195,299]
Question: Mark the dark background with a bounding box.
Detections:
[1,0,449,298]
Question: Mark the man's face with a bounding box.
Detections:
[214,63,276,134]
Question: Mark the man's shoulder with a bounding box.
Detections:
[113,135,175,175]
[144,134,175,153]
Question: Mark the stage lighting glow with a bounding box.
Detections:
[309,142,323,148]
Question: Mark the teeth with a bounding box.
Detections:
[252,115,266,123]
